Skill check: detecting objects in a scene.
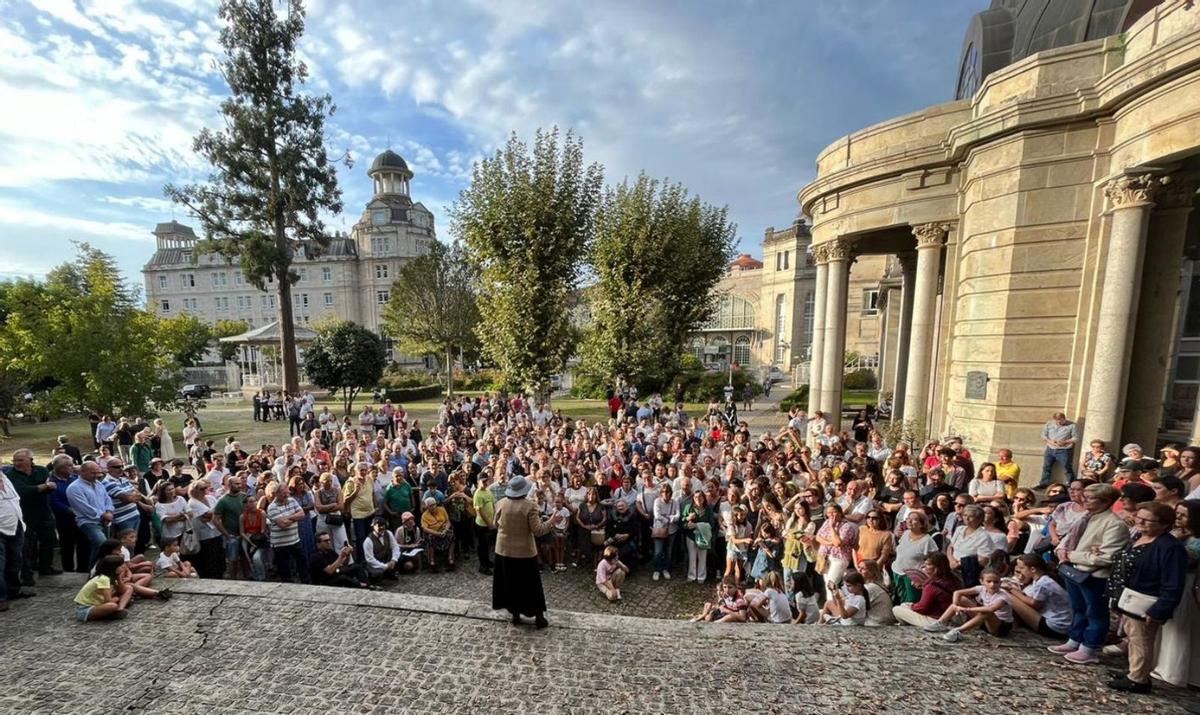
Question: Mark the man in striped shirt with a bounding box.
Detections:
[101,460,142,535]
[266,484,308,584]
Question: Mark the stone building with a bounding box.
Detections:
[799,0,1200,482]
[142,150,436,366]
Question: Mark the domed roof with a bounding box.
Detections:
[369,149,411,175]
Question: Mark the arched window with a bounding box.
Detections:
[733,336,751,367]
[709,334,729,360]
[703,294,756,330]
[689,336,705,361]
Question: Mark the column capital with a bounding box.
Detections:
[1104,172,1169,210]
[912,222,951,249]
[811,243,829,265]
[823,238,853,262]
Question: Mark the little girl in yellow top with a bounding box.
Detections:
[74,555,129,622]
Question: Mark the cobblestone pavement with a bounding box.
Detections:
[2,575,1196,715]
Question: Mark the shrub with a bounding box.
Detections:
[843,368,877,390]
[379,373,433,389]
[778,385,809,413]
[380,385,443,403]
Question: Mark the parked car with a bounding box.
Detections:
[766,366,786,384]
[179,384,212,399]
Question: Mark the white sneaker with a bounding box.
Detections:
[943,629,963,643]
[1102,644,1125,657]
[652,571,660,581]
[923,622,948,633]
[662,571,671,580]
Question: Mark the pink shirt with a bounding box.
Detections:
[595,558,621,585]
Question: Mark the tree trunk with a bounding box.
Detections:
[276,273,300,394]
[446,346,454,398]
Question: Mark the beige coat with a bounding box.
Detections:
[494,496,554,558]
[1066,509,1130,579]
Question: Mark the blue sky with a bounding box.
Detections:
[0,0,977,290]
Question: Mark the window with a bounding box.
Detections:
[783,251,790,271]
[1185,274,1200,337]
[802,291,815,360]
[183,298,198,311]
[775,252,781,271]
[376,290,390,305]
[703,295,755,330]
[322,267,332,282]
[160,299,170,312]
[211,271,227,287]
[298,268,307,283]
[733,336,751,367]
[689,337,705,361]
[182,273,195,288]
[861,289,879,315]
[774,294,787,363]
[261,295,276,310]
[323,292,333,307]
[234,272,243,286]
[215,296,229,311]
[371,236,390,254]
[157,275,167,289]
[375,263,389,279]
[1177,355,1200,382]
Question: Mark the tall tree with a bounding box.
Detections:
[451,128,603,396]
[158,314,214,367]
[0,244,188,416]
[302,320,387,415]
[165,0,346,393]
[381,240,479,397]
[581,175,736,387]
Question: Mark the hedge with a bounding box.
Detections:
[778,385,809,413]
[380,385,443,402]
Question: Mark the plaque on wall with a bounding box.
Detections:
[965,371,988,400]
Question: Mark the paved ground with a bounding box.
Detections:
[2,575,1196,715]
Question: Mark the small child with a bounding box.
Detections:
[117,528,154,575]
[691,580,748,623]
[595,546,628,602]
[790,572,820,625]
[923,568,1014,642]
[552,494,570,572]
[748,571,792,624]
[819,571,869,626]
[155,538,199,579]
[74,555,129,622]
[94,539,172,602]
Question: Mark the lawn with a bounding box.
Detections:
[4,396,711,461]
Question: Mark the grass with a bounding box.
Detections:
[4,396,712,461]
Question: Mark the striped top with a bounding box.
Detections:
[266,497,303,547]
[102,477,140,524]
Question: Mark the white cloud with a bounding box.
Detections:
[0,200,149,241]
[99,195,176,212]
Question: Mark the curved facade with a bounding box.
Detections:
[799,0,1200,481]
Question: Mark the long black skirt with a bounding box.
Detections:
[492,555,546,617]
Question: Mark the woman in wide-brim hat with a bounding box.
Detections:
[493,475,563,628]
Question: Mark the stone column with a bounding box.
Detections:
[1122,174,1196,448]
[807,246,829,417]
[819,239,853,422]
[876,285,892,405]
[901,225,948,430]
[892,251,916,420]
[1085,173,1167,447]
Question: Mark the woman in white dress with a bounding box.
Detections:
[155,418,176,462]
[1151,501,1200,687]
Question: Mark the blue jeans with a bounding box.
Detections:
[0,524,25,601]
[79,522,108,567]
[653,533,677,573]
[1040,448,1075,487]
[1065,573,1109,648]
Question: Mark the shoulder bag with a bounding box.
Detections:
[1116,588,1157,618]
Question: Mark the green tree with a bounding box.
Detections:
[302,320,386,415]
[381,240,478,397]
[581,174,735,387]
[0,244,188,416]
[451,128,603,397]
[213,319,250,362]
[158,314,214,367]
[165,0,346,394]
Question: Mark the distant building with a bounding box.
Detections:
[142,150,436,368]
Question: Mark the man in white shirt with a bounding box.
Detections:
[362,517,404,579]
[205,453,230,497]
[0,472,29,608]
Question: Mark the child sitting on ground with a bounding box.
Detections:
[790,572,820,625]
[94,539,172,602]
[747,571,792,623]
[117,528,154,576]
[691,580,747,622]
[155,537,199,579]
[819,571,869,626]
[923,567,1014,642]
[595,546,629,602]
[74,555,129,622]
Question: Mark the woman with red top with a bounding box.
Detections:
[240,497,268,581]
[893,552,958,628]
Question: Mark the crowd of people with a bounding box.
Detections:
[1,391,1198,695]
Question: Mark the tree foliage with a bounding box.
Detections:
[381,240,478,397]
[451,128,603,396]
[213,319,250,362]
[301,320,387,415]
[165,0,346,393]
[580,174,736,388]
[158,314,214,367]
[0,244,190,416]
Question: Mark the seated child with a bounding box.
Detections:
[922,567,1014,642]
[790,572,820,625]
[155,537,199,579]
[74,555,129,622]
[819,571,869,626]
[117,528,154,575]
[691,580,748,623]
[595,546,629,602]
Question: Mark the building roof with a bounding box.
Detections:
[729,254,763,270]
[218,320,318,344]
[154,220,196,236]
[369,149,411,175]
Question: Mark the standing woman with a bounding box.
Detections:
[1150,499,1200,688]
[851,410,873,445]
[493,476,562,628]
[153,419,175,462]
[815,504,858,599]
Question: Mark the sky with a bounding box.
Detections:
[0,0,978,290]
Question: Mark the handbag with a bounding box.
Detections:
[590,529,607,546]
[1058,563,1090,584]
[651,526,669,539]
[180,519,201,555]
[1116,588,1158,618]
[324,511,344,526]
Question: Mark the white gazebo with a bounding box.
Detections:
[219,321,317,391]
